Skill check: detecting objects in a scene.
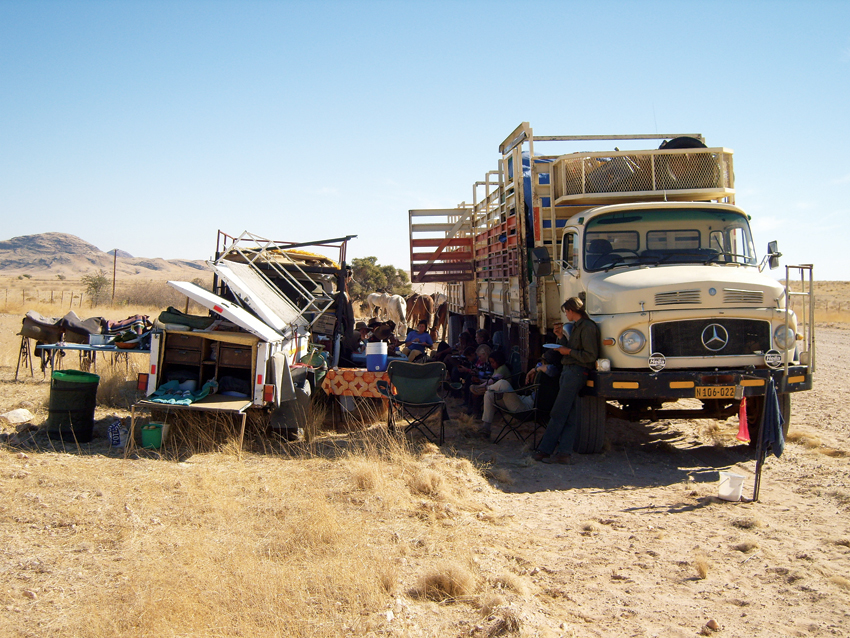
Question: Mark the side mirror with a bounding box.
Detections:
[531,247,553,277]
[767,240,781,270]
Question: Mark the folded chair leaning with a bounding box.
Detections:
[376,361,448,445]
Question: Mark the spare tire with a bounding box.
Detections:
[659,136,707,149]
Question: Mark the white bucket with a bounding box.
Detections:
[365,341,388,372]
[718,471,745,502]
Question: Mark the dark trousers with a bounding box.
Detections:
[537,365,588,455]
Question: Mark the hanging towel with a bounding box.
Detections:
[761,378,785,458]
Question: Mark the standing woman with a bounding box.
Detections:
[534,297,600,464]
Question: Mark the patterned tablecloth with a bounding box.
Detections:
[321,368,393,398]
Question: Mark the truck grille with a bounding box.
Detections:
[723,288,764,304]
[651,319,771,357]
[655,290,701,306]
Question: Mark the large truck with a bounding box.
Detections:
[409,123,814,453]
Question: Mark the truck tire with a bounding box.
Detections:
[575,395,606,454]
[745,394,791,448]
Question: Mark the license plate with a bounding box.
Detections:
[695,386,736,399]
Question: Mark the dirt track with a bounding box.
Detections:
[462,326,850,637]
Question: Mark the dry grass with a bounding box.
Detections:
[0,427,494,636]
[829,576,850,591]
[413,561,478,601]
[733,541,760,553]
[732,516,763,530]
[694,554,711,580]
[490,571,529,597]
[786,429,823,449]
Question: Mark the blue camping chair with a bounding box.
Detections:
[377,361,448,445]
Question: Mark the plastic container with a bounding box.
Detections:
[141,422,165,449]
[365,341,388,372]
[46,370,100,444]
[718,471,745,502]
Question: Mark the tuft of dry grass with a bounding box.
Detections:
[694,554,711,580]
[486,466,515,486]
[818,447,848,458]
[834,538,850,548]
[733,541,760,553]
[829,576,850,591]
[786,430,822,449]
[413,561,478,601]
[732,516,763,530]
[490,571,529,597]
[477,592,507,616]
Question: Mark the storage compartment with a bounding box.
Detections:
[219,345,253,368]
[167,333,204,350]
[165,348,203,365]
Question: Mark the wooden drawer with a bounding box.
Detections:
[167,333,204,350]
[219,345,252,368]
[164,348,202,365]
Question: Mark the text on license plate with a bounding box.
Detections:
[695,386,736,399]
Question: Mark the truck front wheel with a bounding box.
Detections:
[744,394,791,448]
[575,395,606,454]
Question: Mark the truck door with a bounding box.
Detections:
[560,229,583,302]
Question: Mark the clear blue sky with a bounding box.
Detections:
[2,0,848,279]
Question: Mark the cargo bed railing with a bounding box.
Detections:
[213,231,354,332]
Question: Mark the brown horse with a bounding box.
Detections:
[405,293,434,333]
[430,301,448,342]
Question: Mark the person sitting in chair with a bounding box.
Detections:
[401,320,434,362]
[477,349,560,439]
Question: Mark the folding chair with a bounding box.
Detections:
[492,371,561,447]
[377,361,448,445]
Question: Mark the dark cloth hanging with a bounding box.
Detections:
[761,378,785,458]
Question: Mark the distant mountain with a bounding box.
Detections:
[0,232,209,278]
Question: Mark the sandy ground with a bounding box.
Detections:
[1,320,848,637]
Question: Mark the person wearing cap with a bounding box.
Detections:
[533,297,600,464]
[352,321,370,354]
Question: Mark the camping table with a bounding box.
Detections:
[321,368,392,398]
[37,343,150,375]
[126,396,253,459]
[321,368,397,429]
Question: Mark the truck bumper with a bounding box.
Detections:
[587,366,812,400]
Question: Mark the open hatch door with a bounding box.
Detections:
[167,281,284,343]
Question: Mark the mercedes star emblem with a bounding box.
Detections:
[701,323,729,352]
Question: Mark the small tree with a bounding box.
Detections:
[82,269,110,307]
[348,257,413,301]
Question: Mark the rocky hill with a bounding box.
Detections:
[0,232,209,278]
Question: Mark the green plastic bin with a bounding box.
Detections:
[141,422,164,449]
[46,370,100,444]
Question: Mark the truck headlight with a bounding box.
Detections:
[773,326,795,350]
[618,329,646,354]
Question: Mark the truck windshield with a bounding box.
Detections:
[583,209,757,271]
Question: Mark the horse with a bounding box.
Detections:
[405,293,434,333]
[364,292,391,320]
[430,301,448,343]
[431,291,447,308]
[385,294,408,339]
